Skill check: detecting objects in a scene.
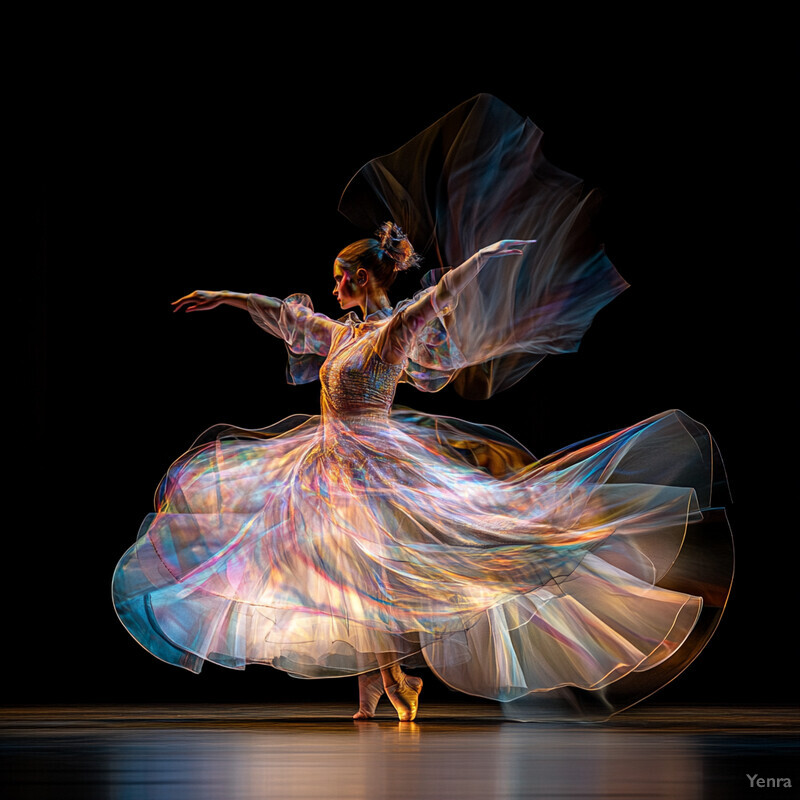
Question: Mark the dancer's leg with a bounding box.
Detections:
[353,671,384,720]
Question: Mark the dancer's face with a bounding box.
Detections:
[332,259,365,309]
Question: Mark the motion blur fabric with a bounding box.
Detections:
[113,96,732,717]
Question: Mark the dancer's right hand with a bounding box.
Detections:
[172,290,226,312]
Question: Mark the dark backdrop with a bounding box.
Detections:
[21,23,794,708]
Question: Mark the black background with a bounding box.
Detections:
[21,17,795,709]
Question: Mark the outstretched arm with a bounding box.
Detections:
[172,290,340,357]
[172,290,265,313]
[432,240,534,313]
[379,240,535,362]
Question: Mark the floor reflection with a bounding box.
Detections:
[2,706,798,799]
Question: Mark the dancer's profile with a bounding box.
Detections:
[113,95,733,722]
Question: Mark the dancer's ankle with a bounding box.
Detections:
[380,662,403,689]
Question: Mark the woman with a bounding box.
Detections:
[113,96,732,722]
[167,232,532,722]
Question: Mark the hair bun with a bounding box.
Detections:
[377,222,421,272]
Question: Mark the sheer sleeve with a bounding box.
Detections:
[372,287,470,392]
[247,293,342,384]
[376,287,442,364]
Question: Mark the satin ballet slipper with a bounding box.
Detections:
[386,675,423,722]
[353,672,385,720]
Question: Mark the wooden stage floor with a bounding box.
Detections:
[2,704,798,799]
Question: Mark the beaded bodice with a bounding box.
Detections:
[319,321,404,421]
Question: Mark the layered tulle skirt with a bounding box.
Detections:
[113,407,732,715]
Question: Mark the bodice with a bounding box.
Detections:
[319,322,404,421]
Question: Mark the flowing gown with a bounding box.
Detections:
[113,95,733,717]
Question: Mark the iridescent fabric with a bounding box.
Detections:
[113,95,732,718]
[339,93,629,398]
[113,302,731,711]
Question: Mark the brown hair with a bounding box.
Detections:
[337,222,420,289]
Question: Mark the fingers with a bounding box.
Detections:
[474,238,535,263]
[172,291,214,312]
[481,239,537,257]
[500,239,536,252]
[172,297,198,313]
[171,292,197,311]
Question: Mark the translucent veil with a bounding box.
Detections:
[339,93,629,399]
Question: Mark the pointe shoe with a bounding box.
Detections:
[353,672,385,720]
[386,675,423,722]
